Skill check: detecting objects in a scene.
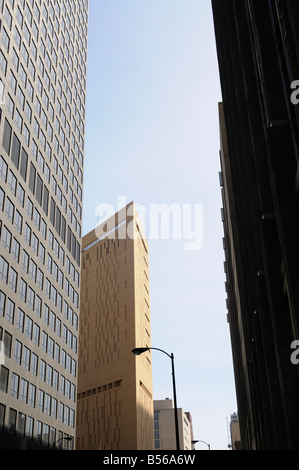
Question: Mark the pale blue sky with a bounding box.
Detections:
[83,0,237,450]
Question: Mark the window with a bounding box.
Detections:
[5,298,15,323]
[11,238,20,262]
[14,340,22,365]
[38,389,44,412]
[0,156,8,181]
[25,316,33,339]
[29,163,36,193]
[33,325,40,346]
[0,366,9,393]
[2,119,12,154]
[26,416,34,437]
[8,268,17,293]
[27,286,35,310]
[22,347,31,371]
[17,308,25,332]
[20,149,28,181]
[40,360,46,382]
[1,27,10,53]
[37,269,44,290]
[3,332,12,358]
[51,399,57,419]
[24,223,31,245]
[22,251,29,273]
[15,210,23,234]
[20,278,27,302]
[5,197,14,223]
[46,365,53,386]
[35,295,42,317]
[19,379,28,403]
[0,257,9,283]
[29,260,37,281]
[2,226,12,252]
[36,421,42,441]
[0,188,5,212]
[42,332,48,352]
[53,371,59,391]
[18,414,27,438]
[31,353,38,376]
[44,394,51,416]
[0,291,5,317]
[8,409,17,433]
[7,171,17,195]
[11,374,19,399]
[39,243,45,264]
[17,184,25,207]
[31,233,39,255]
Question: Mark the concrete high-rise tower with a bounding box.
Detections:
[0,0,88,449]
[76,202,154,450]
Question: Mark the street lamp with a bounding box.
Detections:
[52,436,73,449]
[192,439,211,450]
[132,347,180,451]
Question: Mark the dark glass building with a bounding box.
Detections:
[212,0,299,450]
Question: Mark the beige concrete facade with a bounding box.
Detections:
[0,1,88,449]
[230,413,241,450]
[154,399,193,450]
[76,202,154,450]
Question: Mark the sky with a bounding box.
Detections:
[82,0,238,450]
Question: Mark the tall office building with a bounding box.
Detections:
[0,0,88,449]
[212,0,299,450]
[154,399,193,451]
[76,202,154,450]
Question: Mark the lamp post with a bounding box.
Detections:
[132,347,180,451]
[52,436,73,449]
[192,439,211,450]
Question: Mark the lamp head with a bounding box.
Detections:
[131,347,150,356]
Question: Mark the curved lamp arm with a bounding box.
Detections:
[132,346,180,451]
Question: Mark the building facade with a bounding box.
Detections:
[212,0,299,450]
[76,202,154,450]
[229,413,241,451]
[0,0,88,449]
[154,399,193,450]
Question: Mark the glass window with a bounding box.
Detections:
[8,409,17,433]
[19,379,28,403]
[17,308,25,332]
[14,340,22,364]
[22,347,31,371]
[31,352,38,376]
[38,389,44,412]
[11,374,19,398]
[26,416,34,437]
[5,298,15,323]
[0,257,9,283]
[8,269,17,293]
[0,366,9,393]
[11,238,20,261]
[2,226,12,252]
[0,291,5,317]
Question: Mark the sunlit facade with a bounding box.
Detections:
[77,203,154,450]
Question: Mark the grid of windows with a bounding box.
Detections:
[0,0,88,448]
